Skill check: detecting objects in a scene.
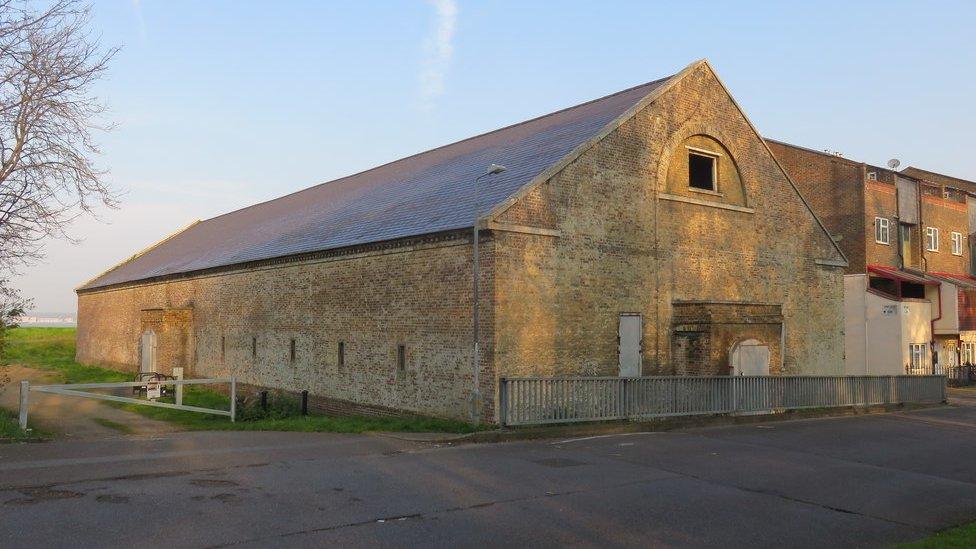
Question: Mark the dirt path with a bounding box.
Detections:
[0,364,181,440]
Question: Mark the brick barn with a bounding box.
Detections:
[76,60,847,422]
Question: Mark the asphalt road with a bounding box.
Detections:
[3,401,976,548]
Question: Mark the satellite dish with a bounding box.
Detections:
[887,158,901,170]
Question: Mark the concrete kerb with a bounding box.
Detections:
[372,401,948,444]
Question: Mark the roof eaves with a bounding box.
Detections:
[75,220,201,292]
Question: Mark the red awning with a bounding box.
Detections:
[867,265,940,286]
[925,271,976,289]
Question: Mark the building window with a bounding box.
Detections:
[875,217,890,245]
[289,339,296,362]
[909,343,927,373]
[338,341,345,369]
[688,151,717,191]
[251,337,257,358]
[962,342,976,365]
[926,227,939,252]
[220,336,225,362]
[952,232,963,256]
[396,344,406,372]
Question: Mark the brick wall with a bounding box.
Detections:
[767,141,867,273]
[771,143,974,277]
[920,195,970,274]
[139,308,193,375]
[491,63,845,386]
[77,234,494,421]
[863,181,902,268]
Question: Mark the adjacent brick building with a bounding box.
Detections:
[76,61,847,422]
[768,140,976,374]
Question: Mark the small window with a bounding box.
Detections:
[909,343,927,373]
[867,171,878,181]
[251,337,257,358]
[688,152,717,191]
[926,227,940,252]
[396,344,406,372]
[338,341,345,369]
[289,339,296,362]
[220,336,225,361]
[875,217,890,245]
[962,342,976,366]
[952,232,963,256]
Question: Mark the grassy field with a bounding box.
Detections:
[1,327,485,435]
[901,521,976,548]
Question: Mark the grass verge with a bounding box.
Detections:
[2,327,485,434]
[0,408,49,442]
[900,521,976,548]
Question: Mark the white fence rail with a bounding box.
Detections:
[18,377,237,430]
[498,375,947,426]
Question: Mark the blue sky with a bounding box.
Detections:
[13,0,976,312]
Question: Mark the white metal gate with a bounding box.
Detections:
[18,377,237,430]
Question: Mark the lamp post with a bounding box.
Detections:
[470,163,507,423]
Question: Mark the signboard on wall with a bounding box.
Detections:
[882,305,897,317]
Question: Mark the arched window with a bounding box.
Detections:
[665,135,747,207]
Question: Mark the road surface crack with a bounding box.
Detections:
[203,475,681,547]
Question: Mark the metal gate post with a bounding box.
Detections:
[230,377,237,423]
[498,378,508,426]
[18,380,29,430]
[173,367,184,406]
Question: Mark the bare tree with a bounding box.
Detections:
[0,0,117,270]
[0,277,28,352]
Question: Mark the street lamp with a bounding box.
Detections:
[470,163,506,423]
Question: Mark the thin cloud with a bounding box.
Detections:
[418,0,458,110]
[132,0,148,41]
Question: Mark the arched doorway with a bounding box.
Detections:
[730,338,770,376]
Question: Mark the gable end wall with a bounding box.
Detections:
[492,64,844,382]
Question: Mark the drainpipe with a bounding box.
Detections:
[931,283,943,374]
[893,168,905,269]
[917,180,936,371]
[862,276,870,375]
[919,183,928,274]
[779,320,786,373]
[653,159,661,373]
[470,164,507,424]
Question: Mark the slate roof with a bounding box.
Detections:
[80,73,677,291]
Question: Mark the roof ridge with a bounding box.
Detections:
[199,74,676,226]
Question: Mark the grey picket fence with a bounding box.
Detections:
[498,375,946,426]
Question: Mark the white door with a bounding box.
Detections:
[618,315,642,377]
[140,330,157,374]
[731,339,770,376]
